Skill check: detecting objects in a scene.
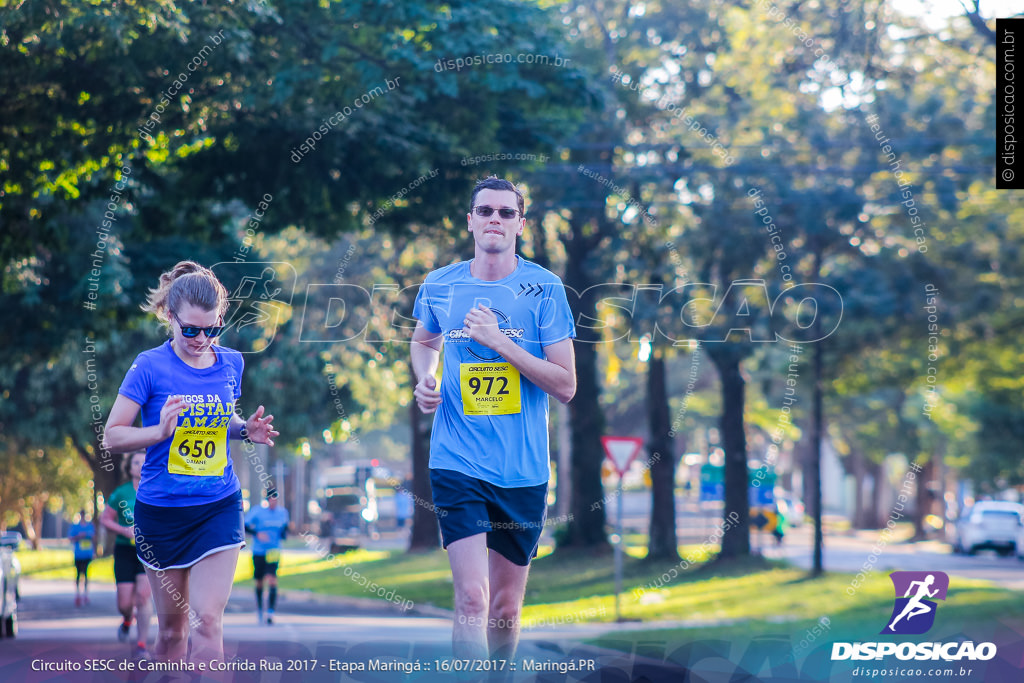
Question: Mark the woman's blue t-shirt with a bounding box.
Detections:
[117,340,243,507]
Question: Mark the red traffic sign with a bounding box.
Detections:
[601,436,645,476]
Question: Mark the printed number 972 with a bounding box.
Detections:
[467,376,510,396]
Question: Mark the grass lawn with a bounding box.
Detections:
[18,543,1023,650]
[588,562,1023,658]
[16,544,386,584]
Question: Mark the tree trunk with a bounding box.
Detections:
[707,345,750,559]
[559,219,610,551]
[810,338,824,575]
[851,446,867,529]
[869,460,884,528]
[18,507,40,550]
[912,457,931,540]
[408,379,440,552]
[646,348,679,560]
[31,497,48,552]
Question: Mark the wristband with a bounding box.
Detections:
[238,424,249,441]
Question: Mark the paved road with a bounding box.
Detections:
[5,512,1023,682]
[0,579,683,682]
[759,523,1024,589]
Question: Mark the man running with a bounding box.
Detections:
[245,487,289,624]
[69,509,94,607]
[412,176,576,660]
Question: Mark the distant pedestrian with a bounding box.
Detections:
[394,480,413,529]
[245,487,290,624]
[69,509,95,607]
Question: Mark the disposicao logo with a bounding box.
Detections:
[832,571,997,662]
[882,571,948,635]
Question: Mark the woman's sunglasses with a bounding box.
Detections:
[473,206,520,219]
[172,312,223,339]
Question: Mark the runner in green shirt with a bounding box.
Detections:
[101,451,153,657]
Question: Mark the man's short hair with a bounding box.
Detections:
[469,176,525,217]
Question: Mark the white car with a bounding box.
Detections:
[0,531,21,638]
[954,501,1023,556]
[1017,521,1024,562]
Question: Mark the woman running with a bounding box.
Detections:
[100,450,152,656]
[103,260,278,664]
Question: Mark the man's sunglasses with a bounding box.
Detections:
[172,312,223,339]
[473,206,520,219]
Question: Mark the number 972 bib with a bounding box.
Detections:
[169,419,229,476]
[460,362,521,416]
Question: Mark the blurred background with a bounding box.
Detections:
[0,0,1020,648]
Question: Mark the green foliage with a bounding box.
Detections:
[1,0,590,506]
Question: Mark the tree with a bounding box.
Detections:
[0,440,92,548]
[1,0,590,524]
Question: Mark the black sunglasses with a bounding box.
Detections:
[473,206,520,219]
[172,312,223,339]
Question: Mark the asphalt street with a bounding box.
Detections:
[0,578,684,683]
[5,504,1024,682]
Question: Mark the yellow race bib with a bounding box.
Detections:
[265,548,281,563]
[460,362,521,416]
[169,423,228,476]
[80,540,92,550]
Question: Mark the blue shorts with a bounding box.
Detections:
[430,468,547,567]
[134,490,244,570]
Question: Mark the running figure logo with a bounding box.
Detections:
[881,571,949,635]
[210,262,297,354]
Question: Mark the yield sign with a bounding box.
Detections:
[601,436,645,476]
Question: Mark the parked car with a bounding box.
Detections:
[1016,518,1024,562]
[953,501,1023,556]
[0,531,21,638]
[775,491,806,527]
[316,465,378,553]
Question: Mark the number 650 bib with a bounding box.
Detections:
[460,362,521,416]
[169,424,228,476]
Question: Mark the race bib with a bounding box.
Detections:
[460,362,521,416]
[265,548,281,563]
[80,540,92,550]
[168,422,229,476]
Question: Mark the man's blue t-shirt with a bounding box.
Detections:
[69,521,95,560]
[117,340,243,507]
[412,257,576,487]
[245,505,290,556]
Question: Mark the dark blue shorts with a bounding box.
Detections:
[133,490,244,570]
[252,554,279,580]
[430,468,547,567]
